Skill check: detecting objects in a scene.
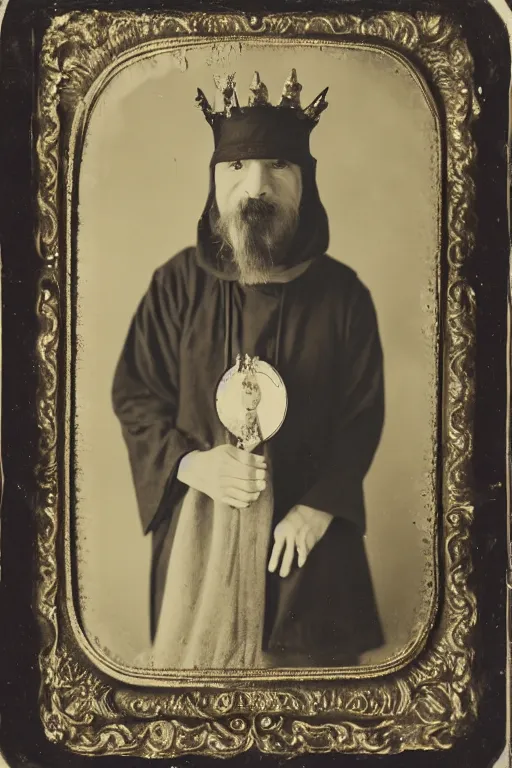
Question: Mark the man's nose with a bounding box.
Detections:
[245,162,270,198]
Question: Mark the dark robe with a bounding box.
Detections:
[112,245,385,664]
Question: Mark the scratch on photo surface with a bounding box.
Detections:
[206,41,243,69]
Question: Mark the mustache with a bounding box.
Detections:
[238,197,277,223]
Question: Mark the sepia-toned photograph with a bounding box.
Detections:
[0,0,499,754]
[72,39,440,674]
[27,1,507,754]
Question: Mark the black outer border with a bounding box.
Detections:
[0,0,509,766]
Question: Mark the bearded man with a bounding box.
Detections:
[112,71,385,669]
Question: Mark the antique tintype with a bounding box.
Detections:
[74,29,440,677]
[0,0,509,764]
[38,7,473,745]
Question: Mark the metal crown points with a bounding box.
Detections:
[195,88,214,125]
[279,68,302,108]
[196,70,328,123]
[236,354,259,375]
[213,73,239,116]
[248,71,269,106]
[303,87,329,122]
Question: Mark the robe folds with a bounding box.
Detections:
[112,248,385,665]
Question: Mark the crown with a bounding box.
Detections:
[196,69,329,125]
[197,70,329,166]
[235,354,259,376]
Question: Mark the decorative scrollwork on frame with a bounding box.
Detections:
[35,9,479,758]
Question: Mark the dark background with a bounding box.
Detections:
[0,0,509,766]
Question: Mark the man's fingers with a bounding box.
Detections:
[268,533,285,573]
[224,486,261,504]
[305,529,317,551]
[221,496,250,509]
[222,466,267,484]
[296,527,309,568]
[222,475,266,493]
[226,446,267,469]
[279,534,295,578]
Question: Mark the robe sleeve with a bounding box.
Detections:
[112,263,205,535]
[298,282,384,531]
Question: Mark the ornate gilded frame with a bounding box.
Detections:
[35,9,478,758]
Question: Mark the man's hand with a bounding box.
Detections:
[268,505,333,578]
[177,445,267,509]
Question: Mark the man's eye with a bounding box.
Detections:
[229,160,243,170]
[272,159,288,169]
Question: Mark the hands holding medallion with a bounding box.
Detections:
[177,445,267,509]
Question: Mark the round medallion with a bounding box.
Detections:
[215,355,288,450]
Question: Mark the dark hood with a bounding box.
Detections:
[195,157,330,282]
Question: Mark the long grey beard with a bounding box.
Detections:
[213,198,299,285]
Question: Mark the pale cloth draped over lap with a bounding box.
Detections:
[150,451,274,669]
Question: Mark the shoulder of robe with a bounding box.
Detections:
[148,248,208,304]
[152,247,199,287]
[136,248,200,322]
[317,254,370,297]
[318,256,378,334]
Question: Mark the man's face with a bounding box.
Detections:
[241,375,261,411]
[213,158,303,285]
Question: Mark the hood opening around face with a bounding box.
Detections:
[195,157,330,282]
